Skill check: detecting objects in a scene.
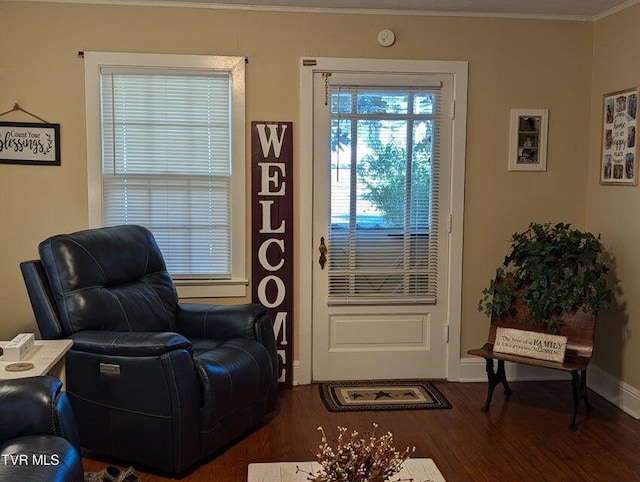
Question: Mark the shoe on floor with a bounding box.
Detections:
[84,465,121,482]
[115,466,141,482]
[84,465,141,482]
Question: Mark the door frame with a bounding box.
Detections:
[297,57,468,385]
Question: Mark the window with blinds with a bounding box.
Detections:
[327,84,441,303]
[100,68,233,278]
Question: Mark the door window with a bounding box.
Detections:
[327,84,442,303]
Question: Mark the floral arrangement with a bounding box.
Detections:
[297,423,415,482]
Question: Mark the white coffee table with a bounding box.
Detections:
[248,458,446,481]
[0,339,73,385]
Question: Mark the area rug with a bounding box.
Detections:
[319,380,452,412]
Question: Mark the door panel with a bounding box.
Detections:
[312,72,453,381]
[331,313,427,346]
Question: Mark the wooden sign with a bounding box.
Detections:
[251,121,293,388]
[494,327,567,363]
[0,122,60,165]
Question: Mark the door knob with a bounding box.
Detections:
[318,236,328,270]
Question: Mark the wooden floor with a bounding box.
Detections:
[82,380,640,481]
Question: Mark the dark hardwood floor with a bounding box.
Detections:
[82,380,640,481]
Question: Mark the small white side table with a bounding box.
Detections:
[248,458,446,481]
[0,339,73,386]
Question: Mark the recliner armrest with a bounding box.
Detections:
[70,330,191,357]
[176,303,269,340]
[0,376,79,447]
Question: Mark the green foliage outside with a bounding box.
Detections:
[356,142,431,227]
[330,92,432,228]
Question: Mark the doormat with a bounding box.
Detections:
[319,380,452,412]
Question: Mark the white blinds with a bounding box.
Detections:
[327,83,441,303]
[100,69,232,278]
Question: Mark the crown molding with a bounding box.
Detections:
[9,0,632,22]
[594,0,640,20]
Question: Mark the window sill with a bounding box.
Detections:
[174,279,248,299]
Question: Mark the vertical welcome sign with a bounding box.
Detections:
[251,122,293,388]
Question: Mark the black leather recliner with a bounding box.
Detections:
[20,224,278,474]
[0,376,84,481]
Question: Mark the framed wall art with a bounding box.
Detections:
[600,87,638,185]
[0,121,61,166]
[508,108,549,172]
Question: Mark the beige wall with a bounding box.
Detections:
[1,2,594,378]
[587,4,640,388]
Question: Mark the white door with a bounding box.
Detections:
[312,71,454,381]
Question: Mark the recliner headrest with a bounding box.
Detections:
[38,225,177,334]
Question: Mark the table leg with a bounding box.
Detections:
[481,358,512,412]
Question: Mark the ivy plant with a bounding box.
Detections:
[477,222,611,334]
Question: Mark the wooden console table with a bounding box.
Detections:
[0,339,73,385]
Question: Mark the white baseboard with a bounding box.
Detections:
[292,359,302,386]
[459,356,640,419]
[294,357,640,419]
[588,364,640,419]
[459,356,569,382]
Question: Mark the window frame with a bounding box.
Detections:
[84,51,247,298]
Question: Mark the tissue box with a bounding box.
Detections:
[3,333,35,362]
